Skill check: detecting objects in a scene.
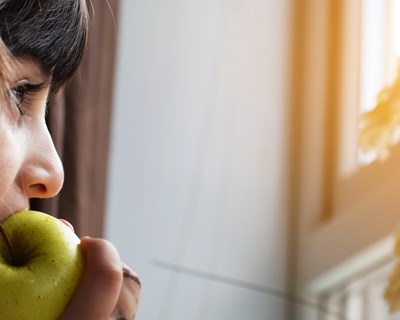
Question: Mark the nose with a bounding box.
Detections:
[20,125,64,199]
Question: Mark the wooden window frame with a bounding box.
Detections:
[290,0,400,305]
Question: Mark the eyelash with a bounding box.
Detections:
[10,83,44,116]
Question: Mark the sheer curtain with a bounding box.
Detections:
[31,0,120,238]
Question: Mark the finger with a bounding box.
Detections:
[60,237,123,320]
[122,263,141,289]
[111,264,141,319]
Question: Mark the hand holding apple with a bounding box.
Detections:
[0,210,84,320]
[59,237,142,320]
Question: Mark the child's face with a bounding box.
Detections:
[0,57,64,221]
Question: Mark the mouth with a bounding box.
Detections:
[0,184,30,222]
[0,201,29,222]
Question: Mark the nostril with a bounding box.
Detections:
[30,184,48,196]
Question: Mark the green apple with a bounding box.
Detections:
[0,210,84,320]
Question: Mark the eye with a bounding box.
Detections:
[9,82,45,116]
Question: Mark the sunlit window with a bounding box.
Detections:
[358,0,400,165]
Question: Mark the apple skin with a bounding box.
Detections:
[0,210,84,320]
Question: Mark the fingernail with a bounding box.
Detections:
[123,267,142,288]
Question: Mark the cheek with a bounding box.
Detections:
[0,115,21,199]
[0,99,19,127]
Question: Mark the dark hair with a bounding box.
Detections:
[0,0,88,92]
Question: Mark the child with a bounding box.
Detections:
[0,1,140,319]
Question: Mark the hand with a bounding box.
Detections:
[59,237,141,320]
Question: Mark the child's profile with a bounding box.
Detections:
[0,1,140,319]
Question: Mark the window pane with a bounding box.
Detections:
[357,0,400,166]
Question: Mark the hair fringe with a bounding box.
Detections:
[0,38,12,100]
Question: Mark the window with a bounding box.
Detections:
[357,0,400,166]
[357,0,393,165]
[290,0,400,318]
[339,0,400,172]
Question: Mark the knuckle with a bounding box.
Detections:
[98,263,123,285]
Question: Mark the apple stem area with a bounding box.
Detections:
[0,223,16,265]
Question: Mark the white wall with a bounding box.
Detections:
[105,0,292,319]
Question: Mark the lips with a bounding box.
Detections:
[0,186,29,222]
[0,205,29,222]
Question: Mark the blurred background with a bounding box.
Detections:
[98,0,400,319]
[105,0,291,319]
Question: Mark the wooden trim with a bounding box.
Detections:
[285,0,309,317]
[322,0,345,220]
